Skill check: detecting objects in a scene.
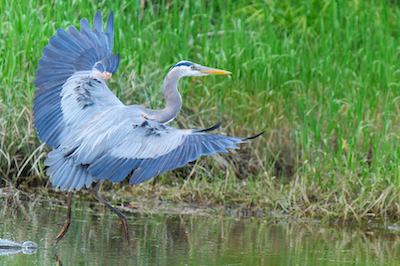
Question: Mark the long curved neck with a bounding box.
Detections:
[142,69,183,124]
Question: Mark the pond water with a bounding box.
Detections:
[1,195,400,265]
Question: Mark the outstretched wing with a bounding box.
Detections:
[88,120,248,185]
[45,109,254,190]
[33,11,122,148]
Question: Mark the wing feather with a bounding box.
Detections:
[130,160,157,185]
[46,149,95,191]
[75,167,86,191]
[93,11,104,33]
[49,157,70,188]
[80,18,101,49]
[67,25,93,49]
[60,162,77,191]
[56,28,87,52]
[108,159,141,183]
[34,11,121,148]
[88,155,122,179]
[105,12,114,51]
[33,74,72,89]
[71,167,83,191]
[38,57,73,69]
[48,36,81,56]
[36,67,75,77]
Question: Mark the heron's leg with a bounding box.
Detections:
[55,192,72,245]
[90,182,130,244]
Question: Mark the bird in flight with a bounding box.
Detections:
[33,10,263,244]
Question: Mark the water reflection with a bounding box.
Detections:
[0,239,37,255]
[0,196,400,265]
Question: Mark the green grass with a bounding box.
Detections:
[3,0,400,221]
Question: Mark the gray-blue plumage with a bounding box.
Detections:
[34,11,261,192]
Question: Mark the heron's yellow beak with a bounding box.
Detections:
[198,66,231,75]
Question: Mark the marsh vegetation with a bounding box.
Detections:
[2,0,400,221]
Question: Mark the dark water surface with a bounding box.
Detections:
[1,196,400,265]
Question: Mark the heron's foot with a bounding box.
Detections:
[112,217,130,245]
[55,219,70,245]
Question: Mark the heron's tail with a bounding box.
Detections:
[33,11,119,148]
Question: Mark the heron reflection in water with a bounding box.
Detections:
[33,10,264,244]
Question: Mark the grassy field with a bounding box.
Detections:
[2,0,400,221]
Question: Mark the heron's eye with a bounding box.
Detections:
[191,65,194,69]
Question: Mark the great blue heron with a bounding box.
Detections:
[33,10,263,244]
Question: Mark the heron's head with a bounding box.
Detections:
[169,61,231,78]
